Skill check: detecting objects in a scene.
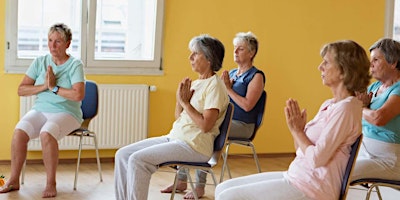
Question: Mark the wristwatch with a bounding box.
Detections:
[52,86,60,95]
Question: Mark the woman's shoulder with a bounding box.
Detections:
[334,96,362,112]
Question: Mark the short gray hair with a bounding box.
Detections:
[369,38,400,70]
[48,23,72,42]
[189,34,225,72]
[233,32,259,61]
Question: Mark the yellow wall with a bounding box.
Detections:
[0,0,385,160]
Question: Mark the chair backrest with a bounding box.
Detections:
[248,90,267,141]
[339,134,363,200]
[81,80,99,128]
[209,103,234,165]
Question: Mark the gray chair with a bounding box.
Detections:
[220,90,266,182]
[158,103,234,200]
[21,80,103,190]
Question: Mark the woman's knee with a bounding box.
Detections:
[40,132,57,143]
[13,129,30,143]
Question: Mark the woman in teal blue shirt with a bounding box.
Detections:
[352,38,400,181]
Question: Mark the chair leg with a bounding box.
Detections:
[186,169,199,200]
[249,143,262,173]
[220,144,232,183]
[375,186,383,200]
[93,134,103,182]
[74,135,84,190]
[169,168,181,200]
[21,160,26,184]
[209,170,218,187]
[366,184,383,200]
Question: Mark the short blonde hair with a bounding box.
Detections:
[233,32,258,61]
[48,23,72,42]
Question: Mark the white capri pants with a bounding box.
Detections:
[15,110,80,141]
[215,171,310,200]
[351,136,400,181]
[114,136,210,200]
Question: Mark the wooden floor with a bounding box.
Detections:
[0,155,399,200]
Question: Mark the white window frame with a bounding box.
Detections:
[386,0,395,38]
[5,0,165,75]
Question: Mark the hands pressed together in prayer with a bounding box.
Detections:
[220,70,233,89]
[284,98,307,135]
[284,98,313,152]
[45,66,57,90]
[177,77,194,109]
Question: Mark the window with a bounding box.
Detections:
[387,0,400,40]
[5,0,164,75]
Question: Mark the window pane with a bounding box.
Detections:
[17,0,81,59]
[394,0,400,40]
[95,0,157,60]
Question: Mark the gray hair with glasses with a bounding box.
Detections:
[48,23,72,42]
[233,31,259,61]
[369,38,400,71]
[189,34,225,72]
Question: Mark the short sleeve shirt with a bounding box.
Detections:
[167,75,229,157]
[27,54,85,122]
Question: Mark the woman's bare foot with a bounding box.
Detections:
[0,181,20,194]
[183,187,205,199]
[42,184,57,198]
[160,181,187,193]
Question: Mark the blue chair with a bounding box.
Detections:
[339,134,363,200]
[220,90,266,182]
[21,80,103,190]
[158,103,234,200]
[68,80,103,190]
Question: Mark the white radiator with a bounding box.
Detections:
[20,84,149,151]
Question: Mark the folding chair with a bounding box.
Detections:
[220,90,266,182]
[21,80,103,190]
[339,134,363,200]
[158,103,234,200]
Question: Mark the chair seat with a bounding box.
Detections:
[228,137,251,142]
[351,178,400,186]
[68,128,94,137]
[159,161,212,168]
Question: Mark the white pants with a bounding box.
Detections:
[15,110,80,140]
[215,171,310,200]
[351,136,400,181]
[114,136,209,200]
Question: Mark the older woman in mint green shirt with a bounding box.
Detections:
[0,23,85,198]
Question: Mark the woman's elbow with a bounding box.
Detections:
[368,114,389,126]
[373,119,389,126]
[73,93,85,101]
[201,123,215,133]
